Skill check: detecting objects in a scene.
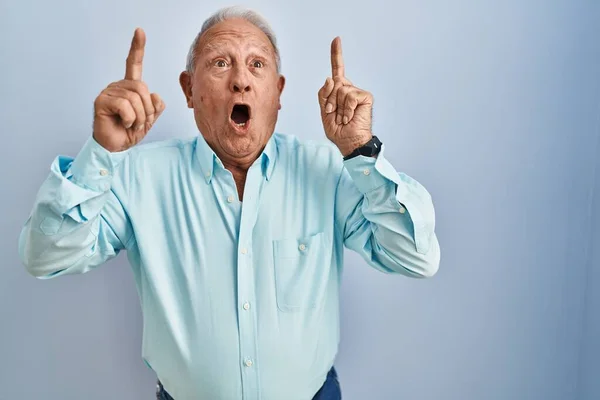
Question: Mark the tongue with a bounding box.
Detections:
[231,108,248,124]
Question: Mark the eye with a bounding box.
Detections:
[252,60,263,68]
[215,60,228,68]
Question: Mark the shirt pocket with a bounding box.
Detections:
[273,231,327,312]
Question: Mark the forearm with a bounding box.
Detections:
[19,137,132,278]
[337,145,440,277]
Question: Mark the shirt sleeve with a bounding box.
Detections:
[18,136,134,278]
[334,143,440,278]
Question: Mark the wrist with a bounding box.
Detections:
[336,133,373,157]
[93,132,131,153]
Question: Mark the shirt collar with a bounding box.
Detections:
[195,133,278,184]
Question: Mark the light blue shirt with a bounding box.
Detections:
[18,132,440,400]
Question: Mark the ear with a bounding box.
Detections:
[277,75,286,110]
[179,71,194,108]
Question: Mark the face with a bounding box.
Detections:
[179,18,285,167]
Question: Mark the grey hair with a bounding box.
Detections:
[185,6,281,74]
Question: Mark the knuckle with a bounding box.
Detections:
[93,95,104,107]
[145,101,155,113]
[98,88,112,99]
[136,104,147,117]
[115,97,130,110]
[128,90,142,104]
[122,93,136,106]
[135,80,149,92]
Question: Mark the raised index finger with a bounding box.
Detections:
[125,28,146,81]
[330,36,345,78]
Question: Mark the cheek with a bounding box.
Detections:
[256,82,278,105]
[266,88,282,109]
[193,77,220,105]
[203,80,227,102]
[194,87,217,109]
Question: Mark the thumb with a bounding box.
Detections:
[318,77,335,113]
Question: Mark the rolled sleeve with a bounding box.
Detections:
[343,153,388,193]
[69,136,129,192]
[343,144,436,255]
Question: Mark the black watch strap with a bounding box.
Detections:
[343,136,382,160]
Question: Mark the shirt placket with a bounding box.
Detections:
[236,162,264,400]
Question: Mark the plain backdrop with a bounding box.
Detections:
[1,1,599,399]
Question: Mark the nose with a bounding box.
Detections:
[230,66,251,93]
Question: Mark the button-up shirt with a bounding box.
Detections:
[18,132,440,400]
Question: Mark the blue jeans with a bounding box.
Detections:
[156,366,342,399]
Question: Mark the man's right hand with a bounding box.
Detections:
[93,28,165,152]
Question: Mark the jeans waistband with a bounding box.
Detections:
[156,366,341,400]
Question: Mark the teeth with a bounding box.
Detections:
[236,122,246,127]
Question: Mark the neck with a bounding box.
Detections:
[202,135,271,201]
[211,150,256,201]
[223,163,249,201]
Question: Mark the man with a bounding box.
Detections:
[18,6,440,400]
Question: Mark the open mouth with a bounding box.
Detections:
[230,104,251,128]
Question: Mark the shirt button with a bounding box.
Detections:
[244,359,253,367]
[298,244,306,251]
[99,169,109,176]
[205,172,211,178]
[227,195,234,203]
[243,302,250,310]
[363,168,371,176]
[241,248,248,254]
[399,206,406,214]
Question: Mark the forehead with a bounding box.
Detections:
[197,18,274,56]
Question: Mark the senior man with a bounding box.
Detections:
[18,6,440,400]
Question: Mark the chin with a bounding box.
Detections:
[221,132,259,157]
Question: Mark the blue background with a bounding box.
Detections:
[1,1,599,399]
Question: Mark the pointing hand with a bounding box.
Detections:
[93,28,165,152]
[318,37,373,157]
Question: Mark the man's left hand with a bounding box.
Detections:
[318,37,373,157]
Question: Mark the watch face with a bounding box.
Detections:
[362,138,380,156]
[372,138,382,154]
[360,146,374,156]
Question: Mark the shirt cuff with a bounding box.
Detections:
[68,136,129,192]
[342,143,395,194]
[343,143,434,255]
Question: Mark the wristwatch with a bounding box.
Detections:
[343,135,382,160]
